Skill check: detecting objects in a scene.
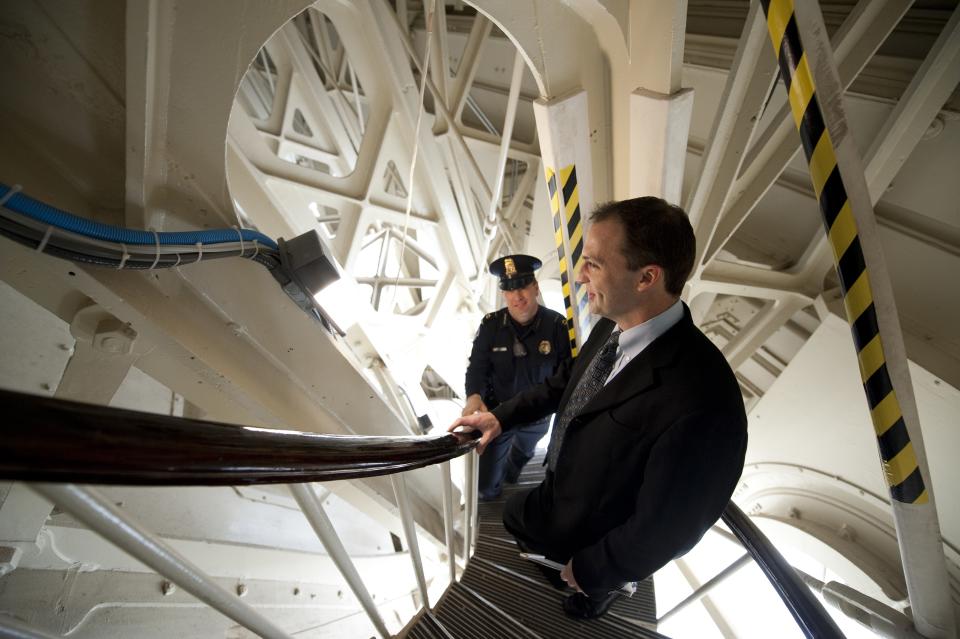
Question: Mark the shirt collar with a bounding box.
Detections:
[615,298,684,364]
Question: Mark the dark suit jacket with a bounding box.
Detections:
[492,304,747,595]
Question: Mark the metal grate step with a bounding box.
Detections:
[405,453,666,638]
[433,583,537,638]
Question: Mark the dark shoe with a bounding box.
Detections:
[562,591,619,620]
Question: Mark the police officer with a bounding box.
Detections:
[464,254,572,500]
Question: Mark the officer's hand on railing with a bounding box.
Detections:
[461,394,488,417]
[448,411,501,454]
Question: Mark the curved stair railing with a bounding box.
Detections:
[2,387,846,638]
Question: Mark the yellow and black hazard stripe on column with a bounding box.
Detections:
[760,0,926,504]
[545,165,591,356]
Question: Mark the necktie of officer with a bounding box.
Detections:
[546,329,621,472]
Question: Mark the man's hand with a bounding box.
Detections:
[461,394,488,417]
[561,560,582,593]
[448,411,501,454]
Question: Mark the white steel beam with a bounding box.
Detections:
[864,4,960,203]
[32,484,293,639]
[721,297,809,371]
[704,0,913,265]
[449,15,493,123]
[428,0,451,107]
[283,24,360,167]
[482,50,525,245]
[685,1,776,268]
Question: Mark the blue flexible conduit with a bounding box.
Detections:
[0,183,278,250]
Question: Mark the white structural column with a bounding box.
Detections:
[626,0,691,204]
[784,2,955,636]
[629,89,694,205]
[533,91,596,352]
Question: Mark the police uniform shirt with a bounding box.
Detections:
[465,305,571,413]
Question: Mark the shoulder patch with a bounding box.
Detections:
[484,312,493,321]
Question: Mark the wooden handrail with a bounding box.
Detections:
[0,388,478,485]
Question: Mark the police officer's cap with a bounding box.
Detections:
[489,254,541,291]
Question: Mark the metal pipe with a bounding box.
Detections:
[30,484,292,639]
[658,554,752,624]
[800,570,923,639]
[391,474,431,609]
[440,461,457,583]
[289,483,390,639]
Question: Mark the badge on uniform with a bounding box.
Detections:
[538,340,551,355]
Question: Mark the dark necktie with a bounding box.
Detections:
[546,329,621,472]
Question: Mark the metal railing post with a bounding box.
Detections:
[288,483,390,639]
[462,450,477,562]
[391,474,430,609]
[658,554,752,625]
[439,461,457,583]
[30,484,292,639]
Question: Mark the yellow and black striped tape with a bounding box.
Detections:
[545,165,591,356]
[761,0,926,504]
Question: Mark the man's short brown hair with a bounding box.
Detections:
[590,197,695,296]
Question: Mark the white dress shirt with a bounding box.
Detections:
[605,299,684,384]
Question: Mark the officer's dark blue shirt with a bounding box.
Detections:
[465,305,572,417]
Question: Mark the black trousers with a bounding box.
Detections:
[502,475,617,599]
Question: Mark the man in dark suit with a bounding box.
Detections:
[450,196,748,619]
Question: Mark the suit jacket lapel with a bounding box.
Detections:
[575,310,692,418]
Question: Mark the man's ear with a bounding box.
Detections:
[635,265,663,291]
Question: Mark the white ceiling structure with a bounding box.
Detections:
[0,0,958,637]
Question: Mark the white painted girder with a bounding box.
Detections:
[703,0,914,265]
[864,4,960,204]
[685,1,777,269]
